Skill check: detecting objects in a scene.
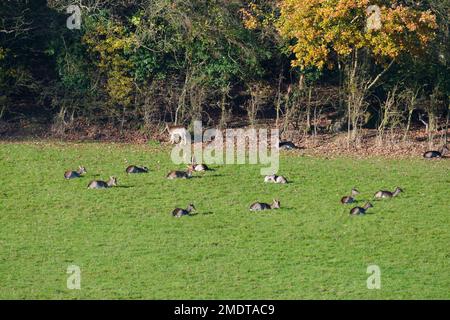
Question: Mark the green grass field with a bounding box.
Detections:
[0,141,449,299]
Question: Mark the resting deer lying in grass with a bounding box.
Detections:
[249,199,281,211]
[423,145,449,159]
[64,166,87,179]
[341,188,360,204]
[350,202,373,216]
[188,156,210,172]
[87,176,118,189]
[279,141,297,150]
[264,175,288,184]
[374,187,403,199]
[172,204,196,217]
[166,167,193,179]
[275,176,288,184]
[125,165,149,174]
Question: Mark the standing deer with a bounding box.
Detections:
[165,124,189,145]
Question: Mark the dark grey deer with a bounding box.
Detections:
[350,202,373,216]
[172,204,196,217]
[87,176,118,189]
[249,199,281,211]
[64,166,87,179]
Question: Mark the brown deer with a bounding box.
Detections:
[172,204,196,217]
[374,187,403,199]
[249,199,281,211]
[125,165,149,174]
[166,167,193,179]
[350,202,373,216]
[423,145,449,159]
[87,176,118,189]
[164,124,189,145]
[64,166,87,179]
[341,188,360,204]
[188,156,210,172]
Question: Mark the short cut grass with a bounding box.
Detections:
[0,142,449,299]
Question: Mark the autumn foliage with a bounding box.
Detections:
[0,0,448,140]
[276,0,438,70]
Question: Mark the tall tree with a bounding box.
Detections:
[276,0,438,139]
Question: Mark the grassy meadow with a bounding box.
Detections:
[0,141,449,299]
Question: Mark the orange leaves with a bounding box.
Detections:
[239,2,278,31]
[374,5,437,59]
[239,3,260,30]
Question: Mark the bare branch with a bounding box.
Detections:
[366,60,395,90]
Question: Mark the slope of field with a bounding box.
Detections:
[0,142,449,299]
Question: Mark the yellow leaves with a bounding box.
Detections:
[373,5,437,60]
[82,20,137,107]
[106,72,134,107]
[277,0,438,70]
[83,22,137,57]
[131,15,141,27]
[0,47,8,61]
[239,8,258,30]
[239,2,277,31]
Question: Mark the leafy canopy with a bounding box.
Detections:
[276,0,438,70]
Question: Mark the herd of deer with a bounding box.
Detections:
[63,126,448,217]
[339,186,404,215]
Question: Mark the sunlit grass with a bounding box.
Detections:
[0,141,449,299]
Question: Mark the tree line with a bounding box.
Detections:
[0,0,449,142]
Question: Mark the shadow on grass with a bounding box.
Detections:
[279,207,295,210]
[202,174,225,178]
[186,211,214,217]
